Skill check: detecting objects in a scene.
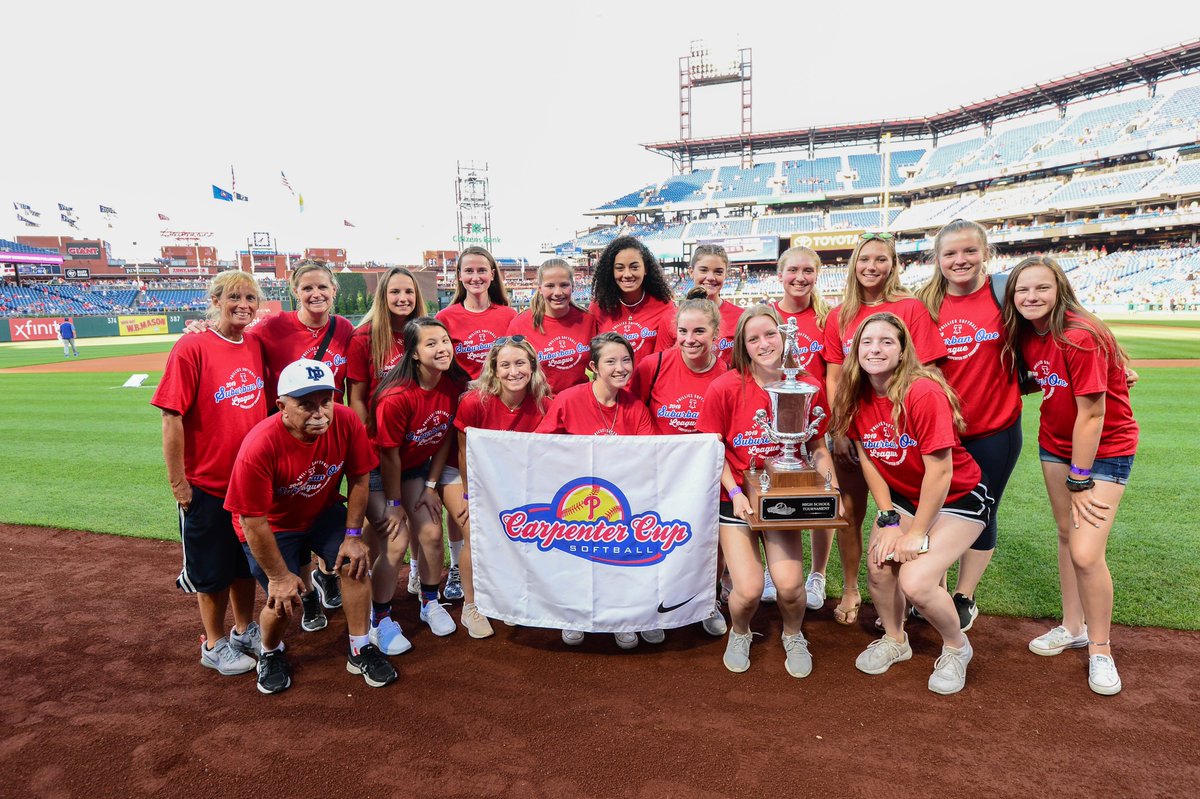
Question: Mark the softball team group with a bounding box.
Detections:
[154,222,1139,697]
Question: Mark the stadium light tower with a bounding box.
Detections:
[455,160,493,256]
[678,41,753,172]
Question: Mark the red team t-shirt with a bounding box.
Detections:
[696,370,829,501]
[346,323,405,400]
[851,378,982,505]
[151,330,268,497]
[660,299,744,366]
[224,404,378,540]
[771,301,828,385]
[588,295,675,365]
[436,302,518,380]
[629,347,729,435]
[249,312,355,404]
[536,383,653,436]
[824,297,947,366]
[454,390,546,434]
[374,374,464,466]
[1020,314,1139,459]
[936,280,1021,439]
[505,306,598,394]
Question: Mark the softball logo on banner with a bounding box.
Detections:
[467,428,722,633]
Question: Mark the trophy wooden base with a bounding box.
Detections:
[743,460,848,530]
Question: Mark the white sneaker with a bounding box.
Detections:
[928,635,973,695]
[406,563,420,596]
[723,630,753,673]
[1088,654,1122,695]
[614,632,639,650]
[805,571,826,611]
[782,631,813,678]
[461,603,495,639]
[419,600,457,637]
[369,617,413,655]
[702,601,728,637]
[199,637,256,676]
[561,629,585,646]
[761,568,777,604]
[855,634,913,675]
[639,629,665,644]
[1029,624,1088,656]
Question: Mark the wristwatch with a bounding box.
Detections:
[876,510,901,528]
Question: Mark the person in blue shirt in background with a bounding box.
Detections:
[59,318,78,357]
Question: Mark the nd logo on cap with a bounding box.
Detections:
[278,358,339,398]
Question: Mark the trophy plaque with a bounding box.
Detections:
[743,318,847,529]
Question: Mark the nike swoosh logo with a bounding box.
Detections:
[657,593,699,613]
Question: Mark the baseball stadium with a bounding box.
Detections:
[3,31,1199,799]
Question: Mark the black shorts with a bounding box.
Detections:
[242,504,349,591]
[962,418,1023,551]
[176,485,251,594]
[893,482,995,530]
[718,499,750,529]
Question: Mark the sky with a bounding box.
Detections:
[1,1,1192,266]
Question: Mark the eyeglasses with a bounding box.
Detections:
[860,232,895,241]
[494,335,526,347]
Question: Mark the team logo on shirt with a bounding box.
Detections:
[731,425,777,464]
[455,329,498,363]
[612,319,657,351]
[405,410,452,448]
[301,344,347,374]
[499,477,692,566]
[940,318,1000,361]
[860,421,917,466]
[792,333,823,369]
[656,393,704,432]
[213,367,264,409]
[541,335,587,370]
[278,460,344,498]
[1031,359,1068,399]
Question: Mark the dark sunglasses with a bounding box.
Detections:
[493,335,526,347]
[860,232,895,241]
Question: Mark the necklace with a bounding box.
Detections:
[863,298,886,307]
[594,389,619,435]
[686,352,717,373]
[619,291,646,309]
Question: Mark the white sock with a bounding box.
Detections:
[349,633,370,655]
[449,539,463,568]
[261,640,284,656]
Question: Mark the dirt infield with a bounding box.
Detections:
[1129,358,1200,368]
[2,524,1197,798]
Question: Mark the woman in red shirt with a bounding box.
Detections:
[537,332,654,650]
[772,245,841,616]
[831,312,993,695]
[506,259,597,394]
[587,236,675,365]
[824,233,947,626]
[453,337,553,639]
[696,306,836,678]
[630,288,730,637]
[1005,256,1138,696]
[436,246,517,380]
[659,244,744,365]
[345,268,425,655]
[374,318,469,641]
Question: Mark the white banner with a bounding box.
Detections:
[466,429,723,633]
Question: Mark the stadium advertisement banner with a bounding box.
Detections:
[118,315,169,336]
[466,428,722,632]
[64,243,103,259]
[64,267,91,279]
[790,230,866,251]
[8,317,68,342]
[697,236,779,263]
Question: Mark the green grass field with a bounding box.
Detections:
[0,340,176,369]
[1,321,1196,628]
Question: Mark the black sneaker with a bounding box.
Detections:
[256,649,292,695]
[312,568,342,609]
[953,593,978,632]
[346,643,398,688]
[301,590,328,632]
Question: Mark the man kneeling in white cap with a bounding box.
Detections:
[224,358,397,693]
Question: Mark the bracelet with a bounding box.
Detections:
[424,480,437,490]
[728,486,744,498]
[345,527,363,537]
[1070,464,1092,478]
[385,499,402,507]
[1065,476,1095,492]
[462,492,469,500]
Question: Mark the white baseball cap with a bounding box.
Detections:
[277,358,339,398]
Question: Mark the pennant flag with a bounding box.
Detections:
[14,202,33,211]
[28,209,41,218]
[212,185,233,202]
[235,193,249,202]
[17,214,38,227]
[298,193,305,213]
[344,219,355,227]
[281,171,295,195]
[58,203,74,213]
[99,205,117,214]
[158,213,170,220]
[61,214,78,228]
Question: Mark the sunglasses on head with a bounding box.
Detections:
[493,335,526,347]
[860,232,895,241]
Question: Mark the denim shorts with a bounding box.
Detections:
[1038,447,1134,485]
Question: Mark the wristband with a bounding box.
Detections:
[728,486,744,498]
[424,480,437,490]
[1070,464,1092,478]
[462,492,469,500]
[1065,476,1095,493]
[345,527,363,537]
[385,499,402,507]
[876,510,901,528]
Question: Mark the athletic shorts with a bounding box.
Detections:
[892,481,995,529]
[176,485,251,594]
[399,459,462,486]
[719,499,751,529]
[241,503,348,591]
[1038,448,1134,485]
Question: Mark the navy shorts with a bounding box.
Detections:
[893,481,995,530]
[176,486,251,594]
[1038,448,1134,485]
[241,504,349,591]
[962,418,1023,551]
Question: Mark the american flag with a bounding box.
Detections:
[281,171,295,195]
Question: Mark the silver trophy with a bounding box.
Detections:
[752,318,826,471]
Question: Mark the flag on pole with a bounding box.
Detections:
[99,205,117,214]
[212,185,233,202]
[61,214,78,228]
[17,214,38,227]
[344,219,355,227]
[158,213,170,220]
[298,193,305,213]
[235,193,249,202]
[58,203,74,213]
[27,209,41,218]
[280,171,295,195]
[14,202,33,211]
